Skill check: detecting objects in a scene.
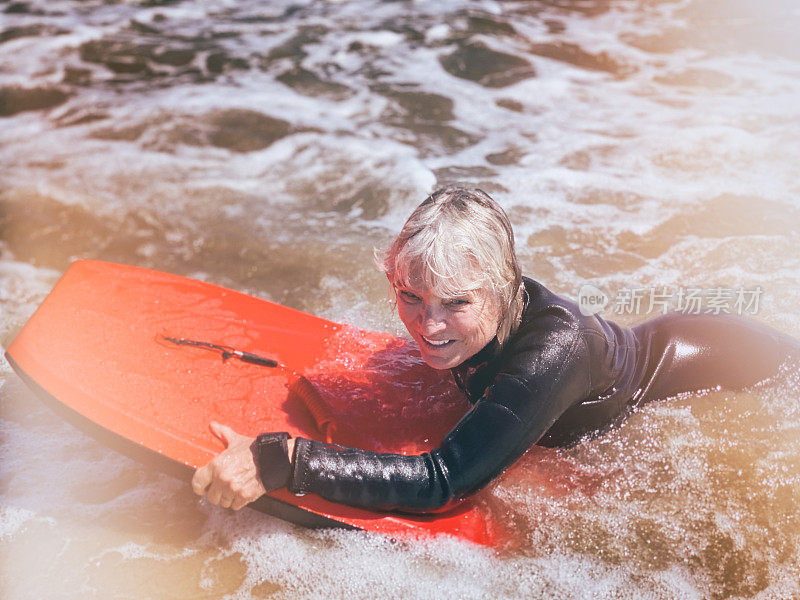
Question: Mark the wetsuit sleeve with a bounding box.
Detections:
[280,323,591,513]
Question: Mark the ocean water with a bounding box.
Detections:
[2,0,800,598]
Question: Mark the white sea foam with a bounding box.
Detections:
[2,0,800,597]
[0,505,48,540]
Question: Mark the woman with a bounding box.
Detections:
[192,188,799,513]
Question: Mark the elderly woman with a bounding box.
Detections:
[193,188,799,513]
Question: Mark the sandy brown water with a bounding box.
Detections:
[2,0,800,598]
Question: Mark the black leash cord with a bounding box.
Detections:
[163,336,279,368]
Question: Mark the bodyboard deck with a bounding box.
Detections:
[5,260,500,546]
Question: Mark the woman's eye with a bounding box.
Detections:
[399,291,421,303]
[445,298,470,308]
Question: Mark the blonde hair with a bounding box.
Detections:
[378,187,524,346]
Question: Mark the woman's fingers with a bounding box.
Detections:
[209,421,241,448]
[230,496,249,511]
[191,463,213,496]
[231,481,262,511]
[193,422,266,510]
[206,480,224,506]
[205,475,259,510]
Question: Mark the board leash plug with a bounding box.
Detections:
[161,335,279,368]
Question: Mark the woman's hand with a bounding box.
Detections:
[191,422,267,511]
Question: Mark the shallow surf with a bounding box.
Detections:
[2,0,800,598]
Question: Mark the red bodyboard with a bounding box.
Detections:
[5,260,501,546]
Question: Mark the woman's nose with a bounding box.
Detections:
[419,303,446,333]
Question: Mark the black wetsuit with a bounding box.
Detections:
[258,277,799,513]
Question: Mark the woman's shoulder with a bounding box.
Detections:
[520,277,587,329]
[512,276,620,356]
[497,278,583,368]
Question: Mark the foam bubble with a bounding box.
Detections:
[0,505,47,540]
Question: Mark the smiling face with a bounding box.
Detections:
[394,281,501,370]
[378,188,524,356]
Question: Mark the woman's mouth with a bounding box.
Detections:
[420,335,454,348]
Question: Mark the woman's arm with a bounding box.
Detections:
[194,376,564,513]
[285,322,590,513]
[287,368,586,512]
[196,322,590,513]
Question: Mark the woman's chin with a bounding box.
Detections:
[419,350,462,370]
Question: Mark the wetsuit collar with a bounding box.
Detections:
[461,337,500,368]
[450,337,500,403]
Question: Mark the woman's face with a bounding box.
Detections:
[394,280,501,370]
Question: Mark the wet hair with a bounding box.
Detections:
[378,187,524,346]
